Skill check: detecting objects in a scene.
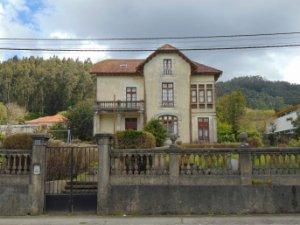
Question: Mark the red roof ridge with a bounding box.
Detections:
[158,44,178,50]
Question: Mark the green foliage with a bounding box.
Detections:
[180,143,239,148]
[292,115,300,138]
[288,139,300,147]
[144,119,167,147]
[248,136,263,147]
[217,90,246,136]
[216,76,300,110]
[48,123,68,141]
[66,100,93,141]
[0,102,7,124]
[5,102,27,124]
[3,133,33,149]
[115,130,156,149]
[217,120,236,143]
[0,56,94,115]
[239,108,275,135]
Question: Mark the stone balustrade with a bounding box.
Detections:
[109,146,300,185]
[0,149,31,175]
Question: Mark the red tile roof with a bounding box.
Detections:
[90,59,144,75]
[91,44,222,79]
[25,114,67,125]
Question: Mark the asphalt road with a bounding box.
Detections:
[0,215,299,225]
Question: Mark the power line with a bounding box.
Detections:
[1,43,300,52]
[1,31,300,41]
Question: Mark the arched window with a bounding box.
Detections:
[158,115,178,135]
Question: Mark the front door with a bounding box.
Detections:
[198,117,209,142]
[125,118,137,130]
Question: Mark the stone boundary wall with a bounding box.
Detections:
[0,134,49,216]
[107,185,300,214]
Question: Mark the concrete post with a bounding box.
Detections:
[95,133,113,215]
[168,144,180,185]
[29,134,49,215]
[238,132,252,185]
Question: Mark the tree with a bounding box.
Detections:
[66,100,93,141]
[0,102,7,124]
[217,90,246,137]
[5,102,27,124]
[144,119,167,147]
[292,115,300,139]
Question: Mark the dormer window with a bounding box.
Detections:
[163,59,172,75]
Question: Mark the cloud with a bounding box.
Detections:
[1,0,300,83]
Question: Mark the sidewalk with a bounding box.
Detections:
[0,215,299,225]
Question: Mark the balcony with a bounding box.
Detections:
[94,100,145,113]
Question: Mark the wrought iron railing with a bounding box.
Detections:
[94,100,144,112]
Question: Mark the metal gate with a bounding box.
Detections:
[44,146,99,213]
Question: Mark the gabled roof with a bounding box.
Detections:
[91,44,222,79]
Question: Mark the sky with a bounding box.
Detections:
[0,0,300,83]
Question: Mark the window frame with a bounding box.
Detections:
[158,115,178,135]
[162,82,174,107]
[163,59,172,75]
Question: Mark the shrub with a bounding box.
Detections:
[3,133,33,149]
[180,143,239,148]
[144,119,167,147]
[115,130,156,149]
[248,136,263,147]
[48,123,68,141]
[288,139,300,147]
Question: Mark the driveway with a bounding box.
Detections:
[0,215,299,225]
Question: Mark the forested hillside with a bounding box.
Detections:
[0,56,94,116]
[216,76,300,110]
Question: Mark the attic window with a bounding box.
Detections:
[120,64,128,68]
[163,59,172,75]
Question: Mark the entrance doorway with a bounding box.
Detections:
[125,118,137,130]
[198,117,209,142]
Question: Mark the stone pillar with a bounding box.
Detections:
[238,132,252,185]
[93,113,100,136]
[168,142,180,185]
[116,113,122,131]
[29,134,49,215]
[95,133,113,215]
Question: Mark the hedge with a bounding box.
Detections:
[115,130,156,149]
[2,133,33,150]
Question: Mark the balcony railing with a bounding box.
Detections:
[94,100,144,112]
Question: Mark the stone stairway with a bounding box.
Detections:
[62,181,97,194]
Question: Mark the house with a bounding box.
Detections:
[266,104,300,135]
[91,44,222,143]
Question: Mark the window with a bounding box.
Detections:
[125,118,137,130]
[206,84,213,103]
[126,87,137,101]
[198,84,205,108]
[126,87,137,108]
[159,115,178,135]
[191,84,197,109]
[162,83,174,107]
[198,117,209,142]
[163,59,172,75]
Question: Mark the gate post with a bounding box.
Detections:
[95,133,113,215]
[29,134,49,215]
[238,132,252,185]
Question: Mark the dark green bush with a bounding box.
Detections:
[115,130,156,149]
[3,133,33,149]
[48,123,68,141]
[144,119,167,147]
